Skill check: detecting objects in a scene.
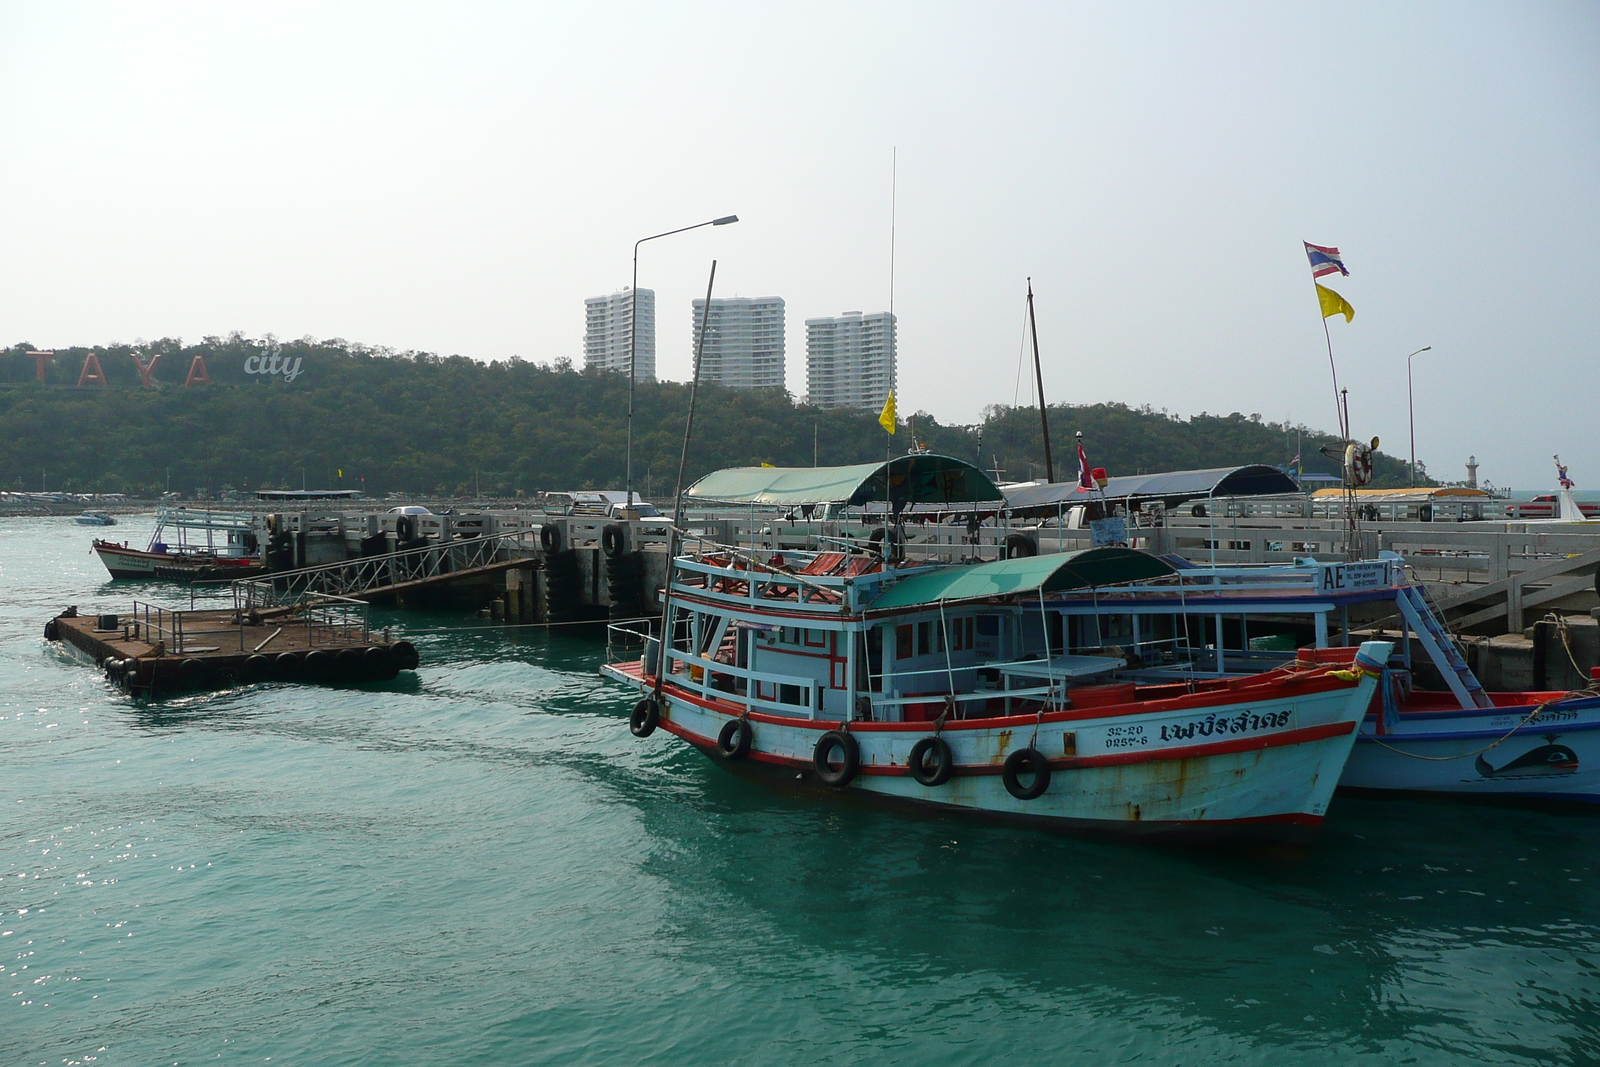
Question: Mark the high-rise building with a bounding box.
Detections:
[689,297,786,390]
[805,311,896,410]
[584,288,655,380]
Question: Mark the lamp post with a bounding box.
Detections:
[626,214,739,511]
[1405,345,1432,487]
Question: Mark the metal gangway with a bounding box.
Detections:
[235,532,533,609]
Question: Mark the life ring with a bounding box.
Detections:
[43,619,59,641]
[602,523,627,559]
[1004,533,1037,559]
[1002,747,1051,800]
[630,697,660,738]
[391,641,420,670]
[1344,443,1374,487]
[908,736,954,787]
[812,730,860,787]
[540,523,563,554]
[716,718,752,759]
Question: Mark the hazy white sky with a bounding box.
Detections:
[2,2,1595,488]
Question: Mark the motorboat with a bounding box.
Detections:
[94,506,263,580]
[602,457,1388,834]
[74,511,117,526]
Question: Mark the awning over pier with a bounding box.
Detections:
[685,455,1003,507]
[864,547,1175,611]
[1003,464,1300,512]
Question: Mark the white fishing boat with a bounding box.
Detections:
[74,511,117,526]
[93,506,263,580]
[603,457,1388,835]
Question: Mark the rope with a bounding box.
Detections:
[1357,693,1581,762]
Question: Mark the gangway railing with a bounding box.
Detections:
[234,532,532,609]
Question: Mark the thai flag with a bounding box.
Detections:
[1077,442,1093,492]
[1304,242,1349,279]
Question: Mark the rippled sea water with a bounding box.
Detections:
[3,515,1598,1066]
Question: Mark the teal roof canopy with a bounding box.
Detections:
[865,548,1176,612]
[684,454,1003,507]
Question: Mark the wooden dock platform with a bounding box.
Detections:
[46,602,419,698]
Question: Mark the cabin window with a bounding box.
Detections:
[949,616,975,652]
[804,628,828,649]
[895,624,913,660]
[916,622,933,656]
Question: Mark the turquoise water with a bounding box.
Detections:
[4,517,1598,1066]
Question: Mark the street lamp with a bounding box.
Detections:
[626,214,740,510]
[1406,345,1432,487]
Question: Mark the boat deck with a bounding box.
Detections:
[48,602,413,697]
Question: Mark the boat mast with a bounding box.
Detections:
[1027,279,1054,483]
[653,259,718,699]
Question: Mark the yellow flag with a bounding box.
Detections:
[761,462,776,468]
[1316,284,1355,323]
[878,390,897,435]
[337,469,343,477]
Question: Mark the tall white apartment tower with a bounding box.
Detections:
[689,297,786,390]
[584,287,655,381]
[805,311,896,410]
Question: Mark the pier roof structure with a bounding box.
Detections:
[685,455,1003,507]
[1004,464,1300,512]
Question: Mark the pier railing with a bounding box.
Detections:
[130,595,369,654]
[234,532,532,609]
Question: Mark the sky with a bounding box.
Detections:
[1,1,1595,490]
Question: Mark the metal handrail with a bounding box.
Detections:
[234,532,530,609]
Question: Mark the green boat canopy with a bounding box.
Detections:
[865,548,1176,612]
[684,454,1003,507]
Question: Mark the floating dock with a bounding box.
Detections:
[46,600,418,698]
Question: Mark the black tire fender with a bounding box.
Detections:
[601,523,627,559]
[540,523,563,554]
[335,647,363,676]
[178,657,207,687]
[243,654,272,681]
[304,650,333,676]
[392,641,420,671]
[630,697,661,738]
[908,736,954,787]
[274,652,302,680]
[1002,747,1052,800]
[1004,533,1036,559]
[44,618,59,641]
[813,730,860,787]
[363,645,397,679]
[716,718,752,759]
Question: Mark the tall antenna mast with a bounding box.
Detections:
[1027,279,1054,482]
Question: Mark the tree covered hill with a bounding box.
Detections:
[1,336,1417,497]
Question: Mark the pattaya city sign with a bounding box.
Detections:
[243,350,305,383]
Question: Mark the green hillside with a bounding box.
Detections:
[1,336,1419,497]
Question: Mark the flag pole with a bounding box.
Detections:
[1313,279,1346,440]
